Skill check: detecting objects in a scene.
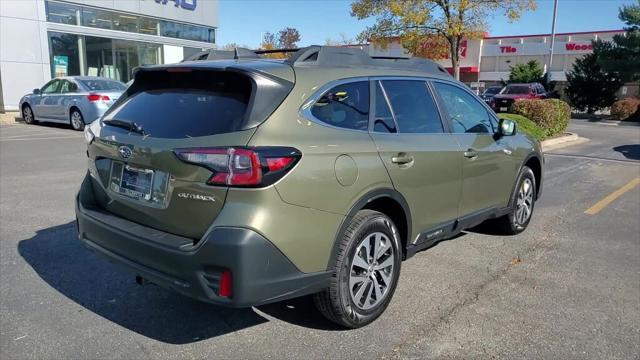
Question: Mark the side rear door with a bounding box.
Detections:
[56,79,78,121]
[370,78,463,244]
[33,79,60,119]
[431,81,517,221]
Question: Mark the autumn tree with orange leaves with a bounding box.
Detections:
[351,0,537,80]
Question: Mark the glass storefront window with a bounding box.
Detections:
[85,36,115,78]
[139,17,160,36]
[46,1,216,44]
[82,7,113,30]
[46,1,79,25]
[139,43,163,66]
[113,13,139,33]
[114,40,139,83]
[48,32,81,77]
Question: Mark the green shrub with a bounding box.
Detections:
[512,99,571,137]
[611,98,640,121]
[497,113,546,141]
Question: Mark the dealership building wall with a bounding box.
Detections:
[0,0,218,112]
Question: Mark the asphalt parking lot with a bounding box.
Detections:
[1,119,639,359]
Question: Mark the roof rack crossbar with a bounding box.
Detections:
[253,48,300,54]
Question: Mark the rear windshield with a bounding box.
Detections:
[484,87,501,95]
[501,85,530,95]
[81,79,126,91]
[103,71,252,139]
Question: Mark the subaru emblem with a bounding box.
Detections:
[118,146,133,159]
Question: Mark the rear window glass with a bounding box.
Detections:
[501,85,530,95]
[81,79,126,91]
[103,71,252,138]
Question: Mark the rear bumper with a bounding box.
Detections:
[75,175,330,307]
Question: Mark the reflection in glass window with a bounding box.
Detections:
[82,7,113,29]
[48,32,81,77]
[113,13,139,33]
[139,17,160,36]
[46,1,79,25]
[434,82,494,134]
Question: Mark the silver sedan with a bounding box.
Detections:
[19,76,126,131]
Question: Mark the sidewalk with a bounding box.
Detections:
[0,112,20,125]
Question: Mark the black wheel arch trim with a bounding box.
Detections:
[326,188,412,270]
[509,153,543,208]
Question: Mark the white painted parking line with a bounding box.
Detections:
[0,135,81,142]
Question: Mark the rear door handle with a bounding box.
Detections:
[391,154,414,165]
[463,149,478,159]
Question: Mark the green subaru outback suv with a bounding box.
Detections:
[76,46,543,328]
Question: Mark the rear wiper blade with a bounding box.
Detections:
[102,119,145,135]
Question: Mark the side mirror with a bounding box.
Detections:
[498,118,517,136]
[33,88,41,95]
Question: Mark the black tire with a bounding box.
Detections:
[495,166,536,235]
[70,108,84,131]
[22,105,36,125]
[314,210,402,328]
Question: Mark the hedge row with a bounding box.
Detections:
[611,98,640,121]
[512,99,571,138]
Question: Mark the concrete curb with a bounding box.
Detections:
[541,132,589,152]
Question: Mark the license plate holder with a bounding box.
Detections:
[117,166,154,200]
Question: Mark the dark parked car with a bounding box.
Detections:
[480,86,503,104]
[491,83,547,112]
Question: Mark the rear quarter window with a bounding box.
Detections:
[310,81,369,131]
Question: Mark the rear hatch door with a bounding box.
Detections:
[87,64,293,240]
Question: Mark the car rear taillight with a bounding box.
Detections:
[174,146,301,187]
[87,93,110,102]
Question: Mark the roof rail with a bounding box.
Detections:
[182,45,451,76]
[284,46,451,76]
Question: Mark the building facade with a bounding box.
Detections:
[0,0,218,111]
[364,30,632,94]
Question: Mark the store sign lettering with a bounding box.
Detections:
[565,43,592,51]
[155,0,197,11]
[500,46,518,54]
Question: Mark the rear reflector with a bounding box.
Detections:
[87,93,110,102]
[219,269,233,298]
[174,147,300,187]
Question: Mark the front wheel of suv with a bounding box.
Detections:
[496,166,536,235]
[314,210,402,328]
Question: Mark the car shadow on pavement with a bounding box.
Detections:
[18,222,343,344]
[613,144,640,161]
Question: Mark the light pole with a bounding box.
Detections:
[547,0,559,77]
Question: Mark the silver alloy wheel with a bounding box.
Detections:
[71,111,83,130]
[349,231,395,310]
[23,107,33,123]
[515,178,534,225]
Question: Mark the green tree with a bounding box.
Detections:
[508,60,544,83]
[350,0,537,80]
[277,27,301,49]
[565,43,622,114]
[597,1,640,82]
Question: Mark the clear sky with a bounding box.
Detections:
[216,0,634,48]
